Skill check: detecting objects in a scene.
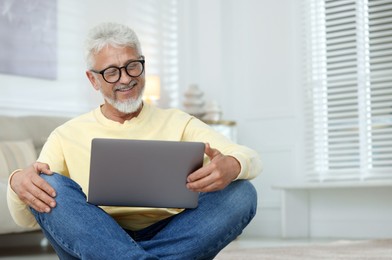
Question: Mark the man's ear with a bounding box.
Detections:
[86,71,100,91]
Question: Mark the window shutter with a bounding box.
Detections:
[303,0,392,182]
[368,0,392,177]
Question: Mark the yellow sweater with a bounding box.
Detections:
[7,104,262,230]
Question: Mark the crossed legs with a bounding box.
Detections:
[31,173,257,260]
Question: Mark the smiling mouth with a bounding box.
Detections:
[115,81,137,92]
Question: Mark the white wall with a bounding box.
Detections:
[310,187,392,238]
[178,0,392,240]
[178,0,304,238]
[0,0,93,117]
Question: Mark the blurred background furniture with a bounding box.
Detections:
[0,115,68,246]
[204,120,237,142]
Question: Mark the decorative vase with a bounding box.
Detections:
[202,100,222,121]
[182,84,205,118]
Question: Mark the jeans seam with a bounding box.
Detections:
[37,212,82,259]
[194,218,242,260]
[197,206,256,260]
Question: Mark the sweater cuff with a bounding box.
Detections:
[7,169,40,228]
[229,153,250,180]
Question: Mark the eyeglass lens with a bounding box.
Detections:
[103,61,144,83]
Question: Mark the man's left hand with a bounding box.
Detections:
[186,143,240,192]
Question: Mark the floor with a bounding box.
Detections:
[228,237,339,249]
[0,237,340,260]
[0,254,57,260]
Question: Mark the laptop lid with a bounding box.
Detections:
[87,138,204,208]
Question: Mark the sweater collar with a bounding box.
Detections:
[94,102,151,127]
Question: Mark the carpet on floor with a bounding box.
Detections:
[215,239,392,260]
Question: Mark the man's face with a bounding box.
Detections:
[86,45,145,113]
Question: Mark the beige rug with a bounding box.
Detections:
[216,239,392,260]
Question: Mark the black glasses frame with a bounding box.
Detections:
[91,59,145,83]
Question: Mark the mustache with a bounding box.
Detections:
[114,80,138,91]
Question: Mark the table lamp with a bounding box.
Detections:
[143,75,161,104]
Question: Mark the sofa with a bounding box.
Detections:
[0,115,69,236]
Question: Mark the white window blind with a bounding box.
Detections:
[303,0,392,182]
[129,0,179,108]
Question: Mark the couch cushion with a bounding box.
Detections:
[0,115,69,155]
[0,139,37,181]
[0,140,39,234]
[19,116,69,154]
[0,116,28,142]
[0,182,39,234]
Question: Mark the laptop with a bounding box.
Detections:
[87,138,205,208]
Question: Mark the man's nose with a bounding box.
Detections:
[118,68,132,84]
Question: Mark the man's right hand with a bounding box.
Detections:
[10,162,57,213]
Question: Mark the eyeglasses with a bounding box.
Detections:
[90,59,145,83]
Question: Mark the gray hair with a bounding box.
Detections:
[85,22,143,69]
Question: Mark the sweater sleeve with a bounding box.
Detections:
[7,170,40,228]
[182,117,262,180]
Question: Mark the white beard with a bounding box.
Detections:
[102,91,143,114]
[99,82,144,114]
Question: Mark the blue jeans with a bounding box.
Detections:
[31,173,257,260]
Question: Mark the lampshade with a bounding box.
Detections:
[143,75,161,104]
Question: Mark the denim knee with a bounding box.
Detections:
[39,173,86,203]
[40,173,81,191]
[199,180,258,220]
[39,172,65,187]
[230,180,258,217]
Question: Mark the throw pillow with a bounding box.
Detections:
[0,139,38,234]
[0,139,37,182]
[0,183,39,234]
